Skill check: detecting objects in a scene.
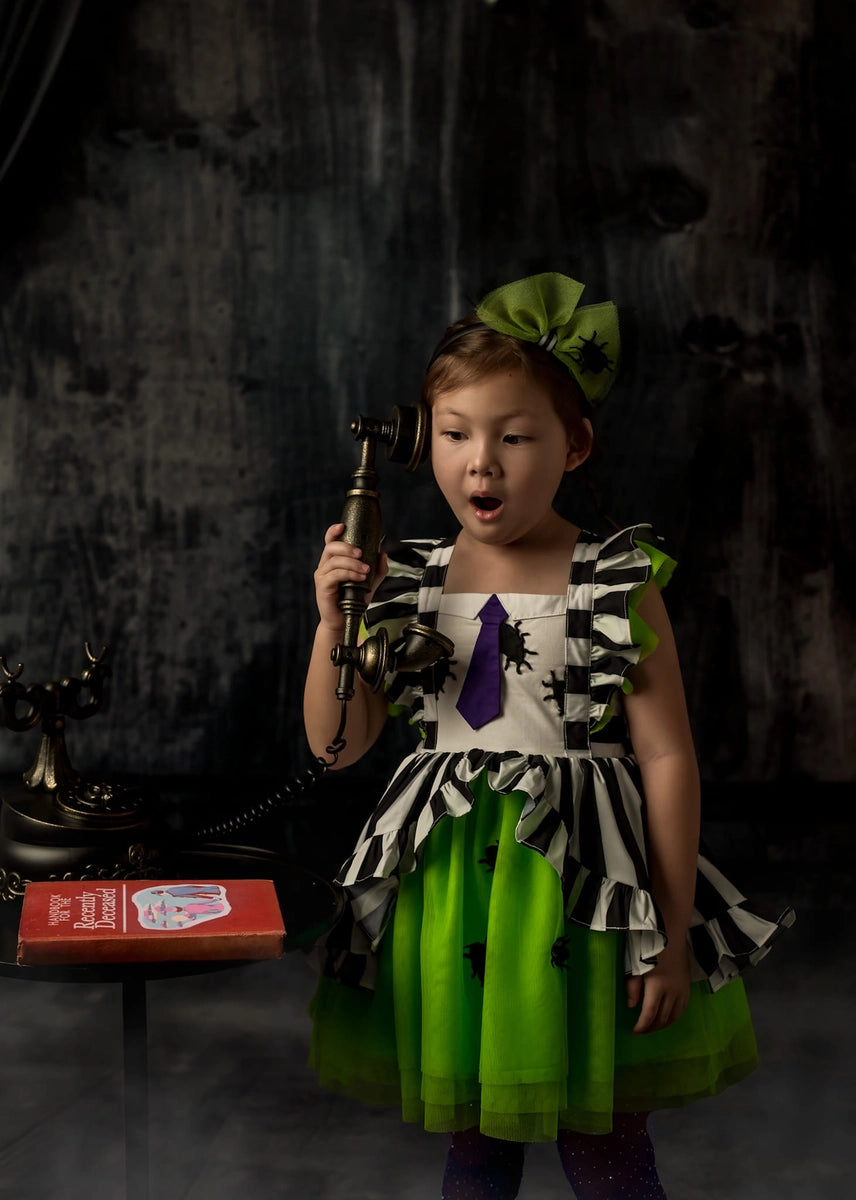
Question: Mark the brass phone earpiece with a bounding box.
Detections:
[351,402,430,473]
[330,401,449,703]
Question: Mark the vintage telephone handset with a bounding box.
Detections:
[330,403,452,703]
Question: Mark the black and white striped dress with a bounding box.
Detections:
[329,524,793,992]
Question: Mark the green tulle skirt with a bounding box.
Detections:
[309,777,758,1142]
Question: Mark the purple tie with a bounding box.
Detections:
[456,594,508,729]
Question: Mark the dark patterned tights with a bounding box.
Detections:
[441,1115,667,1200]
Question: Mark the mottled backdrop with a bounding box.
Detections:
[0,0,853,791]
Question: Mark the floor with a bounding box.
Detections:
[0,906,851,1200]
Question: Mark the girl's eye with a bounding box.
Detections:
[441,430,466,442]
[503,434,529,445]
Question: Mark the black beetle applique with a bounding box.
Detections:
[567,330,614,375]
[550,935,571,970]
[478,842,499,873]
[499,620,537,674]
[433,655,457,695]
[542,670,564,715]
[464,941,487,985]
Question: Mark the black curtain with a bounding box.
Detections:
[0,0,82,185]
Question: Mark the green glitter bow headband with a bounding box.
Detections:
[431,272,620,407]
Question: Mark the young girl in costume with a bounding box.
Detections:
[303,273,793,1199]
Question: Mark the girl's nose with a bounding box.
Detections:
[468,440,496,476]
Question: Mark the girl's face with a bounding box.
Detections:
[430,369,590,548]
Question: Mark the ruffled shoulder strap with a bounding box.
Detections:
[364,537,442,635]
[414,539,457,748]
[364,537,444,719]
[563,524,676,750]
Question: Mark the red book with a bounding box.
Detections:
[16,879,285,965]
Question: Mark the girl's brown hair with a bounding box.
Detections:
[422,317,591,440]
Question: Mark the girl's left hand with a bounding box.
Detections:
[626,942,692,1035]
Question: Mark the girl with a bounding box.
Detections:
[303,273,793,1199]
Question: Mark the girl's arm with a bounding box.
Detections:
[622,583,700,1035]
[303,523,389,768]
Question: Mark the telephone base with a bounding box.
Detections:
[0,779,162,896]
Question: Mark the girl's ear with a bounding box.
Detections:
[564,417,593,473]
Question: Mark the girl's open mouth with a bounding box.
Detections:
[470,495,503,520]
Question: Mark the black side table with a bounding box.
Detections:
[0,847,341,1200]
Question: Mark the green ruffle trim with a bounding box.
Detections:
[626,537,676,670]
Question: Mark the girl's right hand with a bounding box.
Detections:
[313,523,386,632]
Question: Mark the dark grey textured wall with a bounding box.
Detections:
[0,0,853,785]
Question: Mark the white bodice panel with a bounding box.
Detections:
[434,593,567,755]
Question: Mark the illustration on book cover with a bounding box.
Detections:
[134,883,231,930]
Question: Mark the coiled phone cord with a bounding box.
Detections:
[188,701,349,843]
